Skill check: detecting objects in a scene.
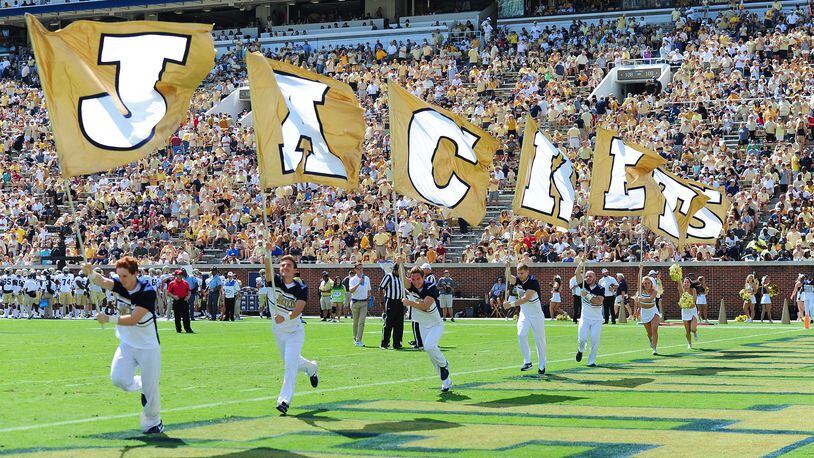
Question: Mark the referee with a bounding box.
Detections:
[380,262,404,350]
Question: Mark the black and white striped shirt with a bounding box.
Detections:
[379,272,403,300]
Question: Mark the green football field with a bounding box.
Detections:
[2,317,814,457]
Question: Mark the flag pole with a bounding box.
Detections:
[637,219,645,320]
[392,189,406,299]
[503,215,515,306]
[62,179,88,264]
[62,177,97,326]
[260,188,278,305]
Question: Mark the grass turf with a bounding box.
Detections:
[1,317,814,456]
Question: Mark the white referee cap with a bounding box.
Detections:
[421,263,432,271]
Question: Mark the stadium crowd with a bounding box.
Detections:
[0,2,812,268]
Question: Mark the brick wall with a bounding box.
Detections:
[211,262,814,320]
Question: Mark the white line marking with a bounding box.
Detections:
[0,328,801,434]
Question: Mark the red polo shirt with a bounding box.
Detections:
[167,278,190,299]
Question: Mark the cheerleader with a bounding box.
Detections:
[791,275,806,322]
[549,275,562,320]
[742,274,757,323]
[759,275,773,323]
[637,276,660,355]
[679,277,699,349]
[696,276,709,323]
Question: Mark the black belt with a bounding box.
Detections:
[352,298,368,302]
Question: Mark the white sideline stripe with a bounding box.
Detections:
[0,328,800,434]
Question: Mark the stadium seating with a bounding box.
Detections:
[0,1,811,268]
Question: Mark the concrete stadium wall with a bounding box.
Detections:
[205,262,814,320]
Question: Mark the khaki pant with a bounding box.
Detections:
[90,290,105,307]
[351,299,368,343]
[74,292,88,306]
[320,296,332,311]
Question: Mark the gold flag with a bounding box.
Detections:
[512,115,576,229]
[247,54,364,191]
[388,80,498,226]
[587,127,666,217]
[641,169,710,247]
[26,14,214,177]
[684,180,731,245]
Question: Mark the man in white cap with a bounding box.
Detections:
[348,263,371,347]
[598,268,618,325]
[222,272,241,322]
[256,268,269,318]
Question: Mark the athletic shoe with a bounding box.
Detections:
[276,402,289,416]
[310,370,319,388]
[442,318,446,321]
[143,421,164,435]
[354,341,364,347]
[408,341,417,347]
[380,345,389,350]
[141,394,147,407]
[451,317,455,322]
[520,362,533,372]
[652,349,658,355]
[440,384,452,393]
[538,367,546,375]
[587,363,597,367]
[688,343,693,349]
[439,364,450,381]
[576,351,583,362]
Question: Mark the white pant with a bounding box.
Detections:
[577,319,603,365]
[805,297,814,318]
[110,343,161,432]
[273,326,317,405]
[517,310,546,368]
[422,323,451,387]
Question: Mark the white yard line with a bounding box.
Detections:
[0,328,801,434]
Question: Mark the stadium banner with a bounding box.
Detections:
[511,115,576,229]
[26,14,215,177]
[684,180,731,245]
[388,80,499,226]
[247,53,364,191]
[587,127,666,217]
[639,168,710,247]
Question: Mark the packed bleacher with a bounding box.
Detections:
[0,2,812,267]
